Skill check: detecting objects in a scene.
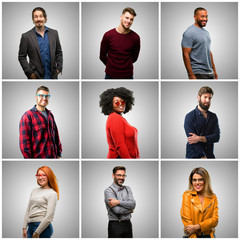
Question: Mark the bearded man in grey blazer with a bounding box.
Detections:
[18,7,63,79]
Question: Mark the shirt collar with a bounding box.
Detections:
[35,26,49,34]
[32,105,49,112]
[195,105,208,115]
[112,182,125,191]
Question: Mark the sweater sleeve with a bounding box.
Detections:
[34,191,57,235]
[108,114,131,158]
[132,35,140,63]
[23,190,33,229]
[100,33,109,65]
[205,114,220,144]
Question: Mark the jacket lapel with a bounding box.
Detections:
[191,196,203,213]
[47,29,54,65]
[30,28,41,59]
[203,196,213,212]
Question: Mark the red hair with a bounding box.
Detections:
[37,166,59,200]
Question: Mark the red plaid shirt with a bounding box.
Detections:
[19,105,62,158]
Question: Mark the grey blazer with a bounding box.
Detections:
[18,27,63,79]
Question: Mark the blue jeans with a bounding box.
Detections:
[27,222,53,238]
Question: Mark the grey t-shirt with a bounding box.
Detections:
[181,24,213,74]
[40,110,48,121]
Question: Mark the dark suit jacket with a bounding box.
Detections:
[18,27,63,79]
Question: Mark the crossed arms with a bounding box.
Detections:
[104,187,136,215]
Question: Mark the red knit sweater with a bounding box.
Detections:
[106,112,140,159]
[100,28,140,78]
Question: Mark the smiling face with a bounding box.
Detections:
[192,173,205,193]
[33,10,47,28]
[120,11,135,30]
[112,96,126,114]
[36,169,49,188]
[36,90,50,109]
[112,170,126,186]
[198,93,212,111]
[194,10,208,28]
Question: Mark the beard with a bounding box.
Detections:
[114,177,124,186]
[196,19,207,28]
[199,99,210,110]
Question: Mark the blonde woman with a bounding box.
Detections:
[180,167,218,238]
[23,166,59,238]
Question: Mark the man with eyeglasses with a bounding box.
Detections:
[104,166,136,238]
[19,86,62,158]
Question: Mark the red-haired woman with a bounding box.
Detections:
[23,166,59,238]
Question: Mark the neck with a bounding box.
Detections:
[194,22,202,28]
[116,24,130,34]
[36,104,46,112]
[36,25,45,33]
[41,185,50,189]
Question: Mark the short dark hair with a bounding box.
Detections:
[113,166,126,174]
[99,87,135,115]
[122,7,137,17]
[194,7,206,16]
[36,86,49,94]
[198,86,214,97]
[32,7,47,19]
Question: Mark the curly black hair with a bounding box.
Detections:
[99,87,135,115]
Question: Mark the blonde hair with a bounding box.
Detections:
[37,166,59,200]
[188,167,214,197]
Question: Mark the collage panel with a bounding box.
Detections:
[2,160,79,238]
[161,161,238,238]
[161,2,238,79]
[2,2,79,79]
[81,81,159,159]
[161,81,238,159]
[2,81,79,159]
[81,2,159,79]
[81,160,159,238]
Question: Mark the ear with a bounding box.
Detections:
[197,95,200,101]
[112,174,115,180]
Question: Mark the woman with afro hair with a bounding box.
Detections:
[99,87,140,158]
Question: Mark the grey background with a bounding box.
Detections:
[161,2,238,79]
[2,2,79,79]
[161,161,238,238]
[82,161,159,238]
[82,2,159,79]
[82,81,159,158]
[2,82,79,158]
[2,161,79,238]
[161,82,238,158]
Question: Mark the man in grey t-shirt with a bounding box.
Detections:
[182,7,218,79]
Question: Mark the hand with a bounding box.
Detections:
[57,70,60,75]
[187,133,200,144]
[184,224,200,236]
[30,73,37,79]
[108,198,120,208]
[57,156,61,159]
[188,74,197,79]
[214,71,218,79]
[201,156,207,159]
[32,232,39,238]
[23,228,27,238]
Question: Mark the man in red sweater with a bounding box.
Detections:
[100,7,140,79]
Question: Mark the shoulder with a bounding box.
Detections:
[22,28,35,37]
[182,190,195,200]
[47,27,58,34]
[124,185,132,192]
[21,108,35,120]
[208,110,217,118]
[108,112,124,122]
[185,108,195,119]
[103,28,116,37]
[130,30,140,40]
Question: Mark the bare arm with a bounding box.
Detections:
[210,51,218,79]
[182,47,196,79]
